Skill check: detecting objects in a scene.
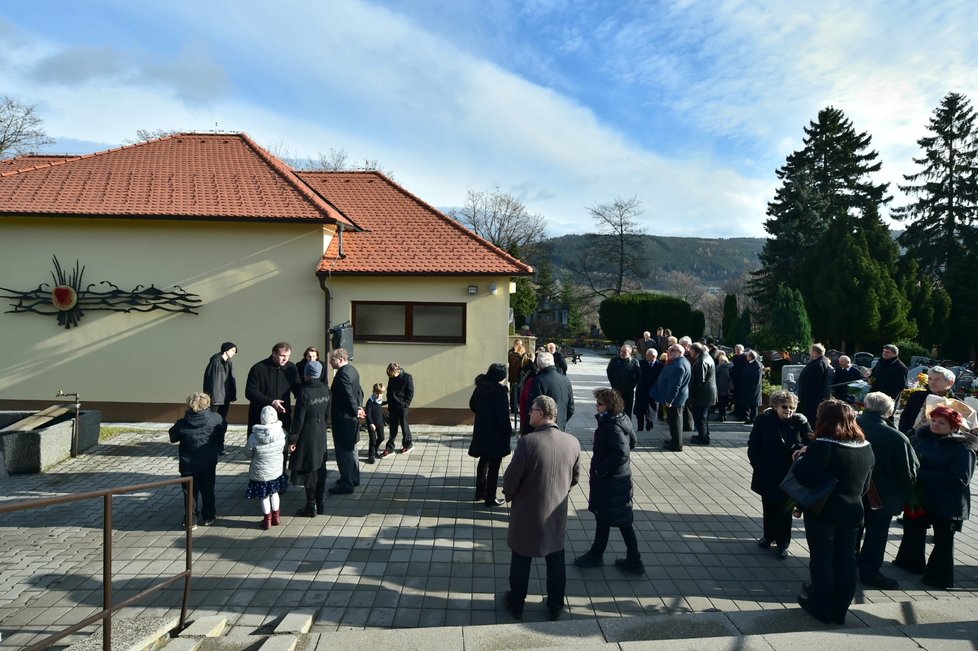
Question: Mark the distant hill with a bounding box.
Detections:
[539,234,765,285]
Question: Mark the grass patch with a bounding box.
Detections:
[99,426,157,442]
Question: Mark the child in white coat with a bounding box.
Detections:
[246,405,289,529]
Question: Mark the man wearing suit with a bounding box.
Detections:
[328,348,365,494]
[797,343,834,425]
[651,345,692,452]
[688,343,717,446]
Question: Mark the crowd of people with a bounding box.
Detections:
[177,333,977,625]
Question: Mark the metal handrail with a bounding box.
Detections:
[0,476,194,650]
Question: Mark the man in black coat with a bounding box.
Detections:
[384,362,415,455]
[529,352,575,431]
[203,341,237,454]
[832,356,866,402]
[730,344,747,419]
[328,348,365,494]
[797,343,833,425]
[870,344,909,400]
[245,342,299,434]
[607,344,641,419]
[546,342,568,375]
[688,343,717,445]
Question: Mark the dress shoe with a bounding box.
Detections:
[891,558,925,574]
[661,443,682,452]
[475,490,486,502]
[861,572,900,590]
[757,537,771,549]
[777,546,789,560]
[295,504,316,517]
[689,436,710,446]
[365,457,375,464]
[484,498,505,507]
[615,557,646,575]
[797,595,832,624]
[328,486,354,495]
[921,575,952,590]
[574,551,603,568]
[502,591,523,620]
[548,608,562,621]
[315,501,325,514]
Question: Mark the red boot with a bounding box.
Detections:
[261,513,272,530]
[270,510,281,526]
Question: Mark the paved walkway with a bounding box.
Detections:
[1,351,977,648]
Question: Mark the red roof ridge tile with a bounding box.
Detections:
[236,133,357,229]
[300,170,533,275]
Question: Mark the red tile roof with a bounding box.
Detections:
[299,171,533,276]
[0,154,76,172]
[0,134,353,226]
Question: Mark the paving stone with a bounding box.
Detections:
[178,614,227,638]
[272,612,313,634]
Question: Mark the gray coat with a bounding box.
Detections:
[503,423,581,557]
[690,354,717,408]
[247,422,286,482]
[856,411,918,515]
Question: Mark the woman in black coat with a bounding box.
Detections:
[793,399,875,625]
[893,405,978,589]
[736,351,764,424]
[747,390,811,559]
[288,360,331,517]
[574,388,643,575]
[468,363,512,507]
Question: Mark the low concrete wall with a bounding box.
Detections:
[0,410,102,474]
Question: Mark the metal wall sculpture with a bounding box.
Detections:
[0,256,202,329]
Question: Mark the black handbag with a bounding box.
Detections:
[779,462,838,514]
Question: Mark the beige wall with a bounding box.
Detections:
[325,275,512,412]
[0,217,330,410]
[1,217,515,422]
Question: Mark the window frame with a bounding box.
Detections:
[351,300,467,344]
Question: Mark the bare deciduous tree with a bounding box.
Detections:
[127,128,180,144]
[698,292,724,338]
[566,195,649,298]
[449,188,547,254]
[664,270,707,306]
[0,96,54,159]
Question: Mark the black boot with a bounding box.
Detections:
[295,502,316,517]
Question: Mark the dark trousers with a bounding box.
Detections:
[617,386,635,418]
[387,408,412,449]
[743,403,758,422]
[210,404,229,449]
[682,402,693,431]
[333,437,360,491]
[762,496,793,548]
[857,508,894,578]
[508,549,566,613]
[666,404,684,450]
[475,456,502,501]
[691,405,711,441]
[895,515,958,587]
[181,466,216,521]
[635,398,656,431]
[590,520,640,559]
[716,395,730,421]
[368,425,384,459]
[803,514,858,623]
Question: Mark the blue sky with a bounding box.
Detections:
[2,0,976,237]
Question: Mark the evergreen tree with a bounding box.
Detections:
[535,256,559,305]
[750,107,890,309]
[561,284,585,335]
[733,307,752,346]
[691,310,706,340]
[721,293,739,345]
[896,257,950,349]
[895,92,978,358]
[510,277,536,327]
[768,285,812,351]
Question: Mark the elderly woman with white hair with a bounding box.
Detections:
[898,366,957,434]
[855,392,919,589]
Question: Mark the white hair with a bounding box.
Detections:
[863,392,895,417]
[929,366,955,383]
[536,351,555,369]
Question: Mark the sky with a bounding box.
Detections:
[1,0,976,237]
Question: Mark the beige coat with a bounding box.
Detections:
[503,423,581,557]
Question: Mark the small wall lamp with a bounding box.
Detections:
[489,283,498,295]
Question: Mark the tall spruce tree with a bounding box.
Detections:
[721,293,739,345]
[895,92,978,358]
[768,285,812,351]
[750,107,890,310]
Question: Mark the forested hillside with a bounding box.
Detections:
[540,234,764,285]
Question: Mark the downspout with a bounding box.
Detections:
[317,271,331,355]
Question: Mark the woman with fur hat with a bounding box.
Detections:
[468,363,513,507]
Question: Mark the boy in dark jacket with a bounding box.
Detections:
[365,383,385,463]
